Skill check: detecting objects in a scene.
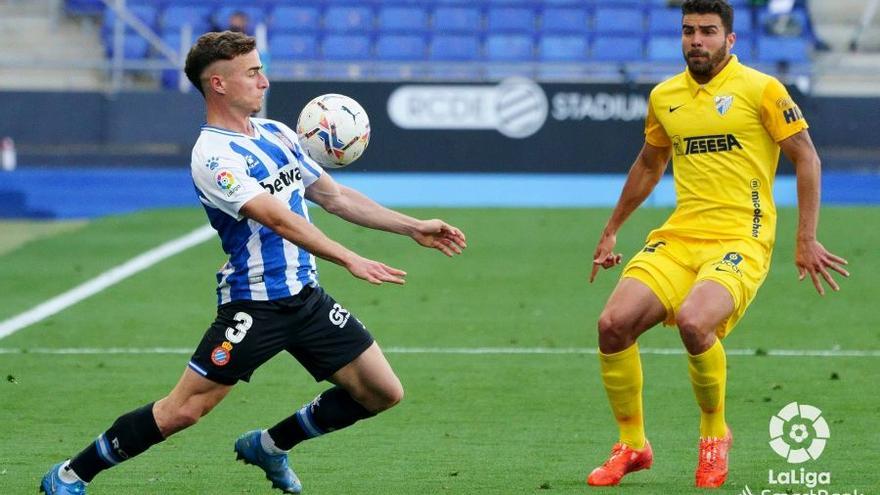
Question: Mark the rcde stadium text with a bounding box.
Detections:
[551,92,648,121]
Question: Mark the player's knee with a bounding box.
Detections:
[375,382,404,412]
[676,313,715,352]
[597,312,618,337]
[163,403,208,432]
[597,311,634,345]
[676,311,708,337]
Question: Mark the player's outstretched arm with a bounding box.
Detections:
[590,142,670,283]
[240,193,406,285]
[305,173,467,256]
[779,130,850,295]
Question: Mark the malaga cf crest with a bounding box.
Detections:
[715,95,734,116]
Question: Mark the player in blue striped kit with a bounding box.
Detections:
[41,31,467,495]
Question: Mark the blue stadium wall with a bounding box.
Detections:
[1,82,878,172]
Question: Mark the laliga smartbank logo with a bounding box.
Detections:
[387,77,548,138]
[769,402,829,463]
[737,402,865,495]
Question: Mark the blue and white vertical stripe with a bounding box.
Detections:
[191,118,324,305]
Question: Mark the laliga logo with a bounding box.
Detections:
[769,402,830,463]
[387,77,548,139]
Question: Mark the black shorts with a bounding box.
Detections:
[189,285,374,385]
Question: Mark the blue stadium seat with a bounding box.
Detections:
[430,34,481,61]
[105,34,149,59]
[323,5,374,32]
[432,6,482,33]
[162,69,182,90]
[756,36,810,63]
[485,34,534,61]
[377,6,429,33]
[594,7,645,35]
[213,6,266,29]
[591,36,643,61]
[542,8,589,33]
[66,0,104,16]
[647,36,681,62]
[538,35,588,61]
[270,33,319,61]
[322,34,372,60]
[594,0,643,6]
[161,6,211,34]
[649,8,683,36]
[269,6,320,33]
[647,0,748,5]
[159,30,193,58]
[103,4,159,34]
[486,7,535,33]
[734,13,753,37]
[375,34,427,60]
[731,36,753,62]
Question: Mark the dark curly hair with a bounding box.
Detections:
[681,0,734,35]
[184,31,257,96]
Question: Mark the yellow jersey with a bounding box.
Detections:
[644,55,808,250]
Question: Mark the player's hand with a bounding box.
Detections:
[590,231,623,283]
[411,219,467,257]
[795,238,849,296]
[346,255,407,285]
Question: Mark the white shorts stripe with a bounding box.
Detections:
[187,360,209,376]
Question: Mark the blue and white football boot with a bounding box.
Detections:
[234,430,302,494]
[40,462,87,494]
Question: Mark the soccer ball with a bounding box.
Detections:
[296,94,370,168]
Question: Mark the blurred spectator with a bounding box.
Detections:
[764,0,802,36]
[212,10,251,35]
[763,0,829,50]
[849,0,879,51]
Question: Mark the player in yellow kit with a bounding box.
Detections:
[586,0,849,489]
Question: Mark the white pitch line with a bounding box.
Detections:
[0,225,215,340]
[0,346,878,357]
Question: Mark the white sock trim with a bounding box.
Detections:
[58,460,85,485]
[260,429,288,455]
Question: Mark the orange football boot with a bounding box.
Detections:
[587,441,653,486]
[695,428,733,488]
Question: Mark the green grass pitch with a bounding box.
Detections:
[1,207,878,494]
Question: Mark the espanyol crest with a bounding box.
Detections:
[715,95,734,116]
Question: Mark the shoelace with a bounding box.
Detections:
[697,439,724,473]
[602,443,631,468]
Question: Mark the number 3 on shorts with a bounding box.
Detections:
[225,312,253,344]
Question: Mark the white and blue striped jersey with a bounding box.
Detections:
[191,117,325,305]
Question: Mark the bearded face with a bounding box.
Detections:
[681,13,734,80]
[686,42,729,77]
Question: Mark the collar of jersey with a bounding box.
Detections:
[685,54,740,97]
[201,118,259,138]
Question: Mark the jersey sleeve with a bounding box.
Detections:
[277,121,324,187]
[644,94,672,147]
[192,148,266,219]
[760,78,809,143]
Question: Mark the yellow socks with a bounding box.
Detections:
[599,344,646,449]
[687,339,728,438]
[600,340,727,445]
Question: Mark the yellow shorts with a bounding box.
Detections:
[621,234,772,338]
